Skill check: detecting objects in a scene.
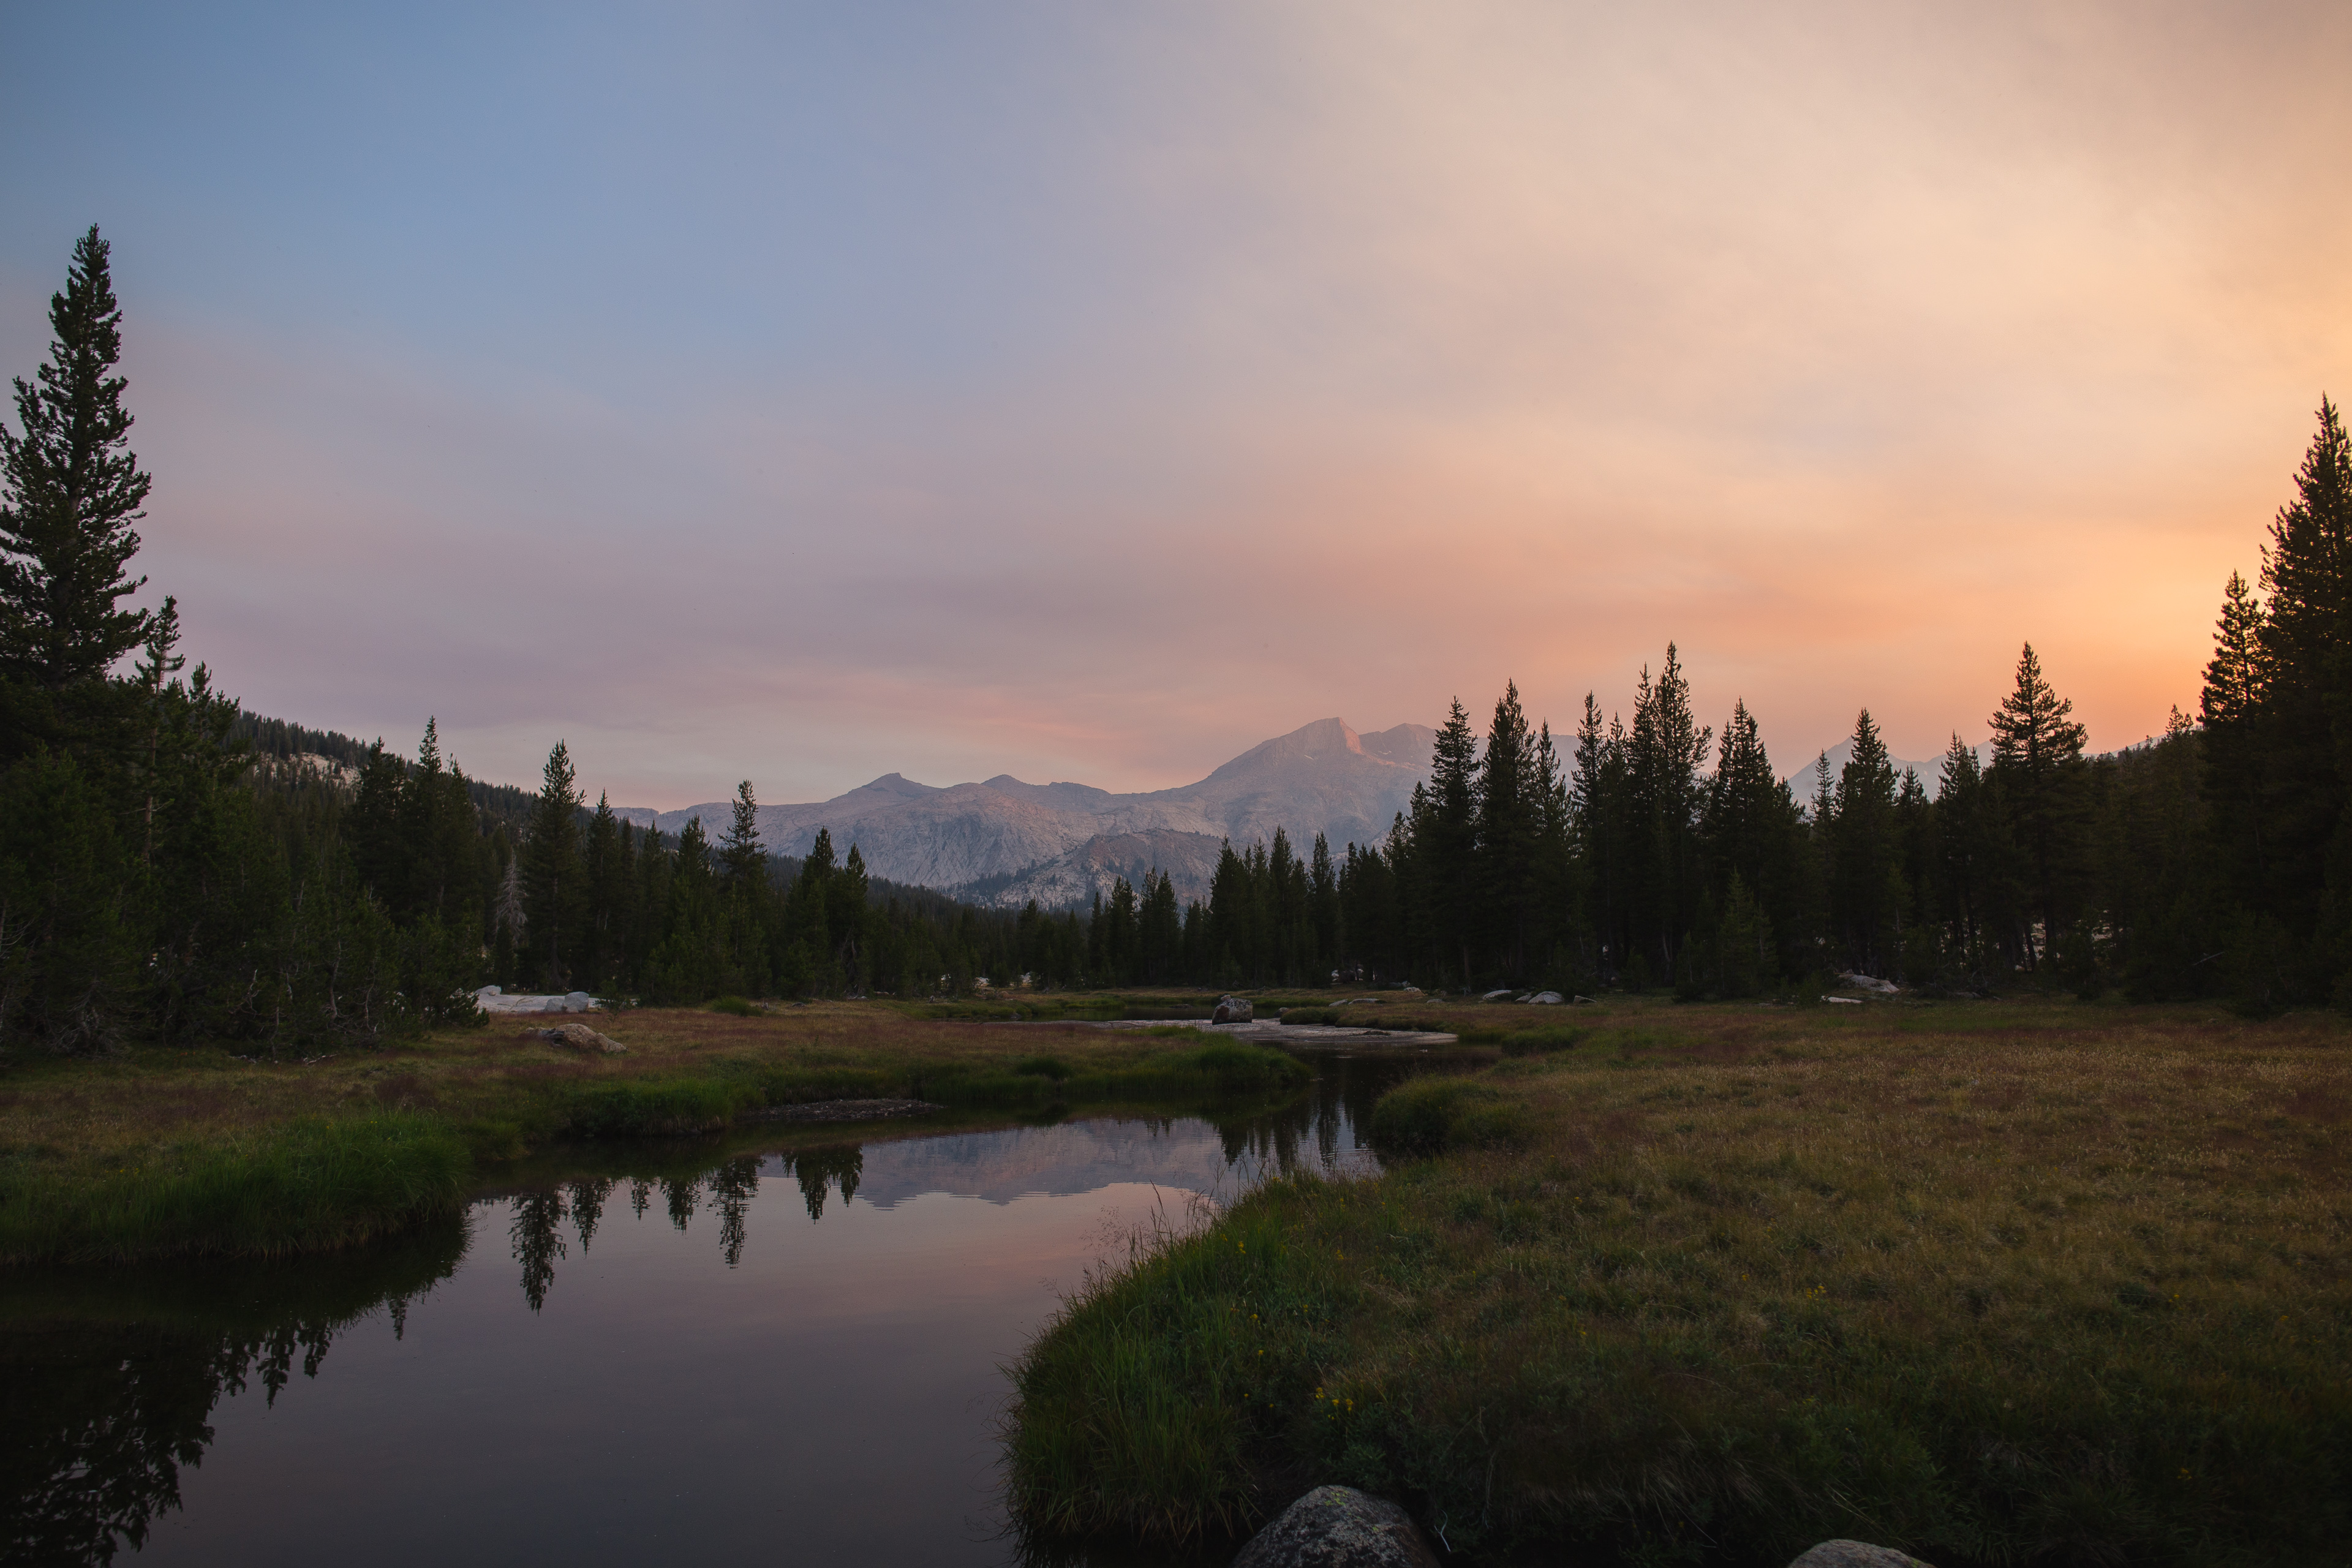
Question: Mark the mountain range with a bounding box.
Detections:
[618,718,1433,910]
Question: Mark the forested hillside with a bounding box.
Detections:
[4,229,2347,1055]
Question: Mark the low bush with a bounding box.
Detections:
[1280,1008,1341,1026]
[707,995,763,1016]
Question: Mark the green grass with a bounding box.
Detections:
[0,1005,1327,1264]
[0,1114,469,1264]
[1008,1000,2352,1565]
[1008,1200,1354,1543]
[1364,1076,1528,1154]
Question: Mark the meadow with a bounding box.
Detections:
[1008,995,2352,1567]
[0,996,1311,1263]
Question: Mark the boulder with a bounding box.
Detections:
[1823,995,1863,1005]
[1232,1486,1442,1568]
[1787,1542,1936,1568]
[1838,971,1899,995]
[1480,989,1515,1001]
[1527,990,1564,1004]
[531,1022,627,1055]
[1213,995,1255,1023]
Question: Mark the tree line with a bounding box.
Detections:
[0,229,1110,1053]
[4,228,2346,1055]
[1041,401,2350,1006]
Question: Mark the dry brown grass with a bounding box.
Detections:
[0,1001,1218,1180]
[1010,995,2352,1566]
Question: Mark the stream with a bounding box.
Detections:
[1,1052,1420,1567]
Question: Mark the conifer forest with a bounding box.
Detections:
[4,228,2350,1052]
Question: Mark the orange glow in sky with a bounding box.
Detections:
[3,3,2346,802]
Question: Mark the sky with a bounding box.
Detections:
[3,2,2347,808]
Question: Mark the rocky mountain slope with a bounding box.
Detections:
[639,717,1431,908]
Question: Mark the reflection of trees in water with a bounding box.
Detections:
[0,1220,464,1568]
[502,1147,866,1306]
[1209,1054,1415,1183]
[784,1145,861,1221]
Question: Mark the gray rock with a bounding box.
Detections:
[1213,995,1255,1023]
[1526,990,1564,1004]
[1788,1542,1935,1568]
[531,1022,627,1055]
[1232,1486,1442,1568]
[1480,988,1515,1001]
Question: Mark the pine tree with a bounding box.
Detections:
[2202,571,2266,730]
[1830,710,1901,975]
[521,741,584,989]
[0,227,153,692]
[1989,644,2089,968]
[580,794,624,990]
[1307,834,1338,984]
[1476,680,1543,979]
[1702,698,1801,982]
[834,843,870,989]
[1624,647,1711,984]
[2202,571,2269,911]
[719,780,766,887]
[1418,698,1480,985]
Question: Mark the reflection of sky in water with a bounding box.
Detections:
[7,1057,1409,1568]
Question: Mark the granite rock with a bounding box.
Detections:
[1232,1486,1442,1568]
[1787,1541,1935,1568]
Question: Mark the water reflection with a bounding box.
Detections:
[1,1052,1414,1567]
[0,1223,464,1566]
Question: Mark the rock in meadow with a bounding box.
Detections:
[1527,990,1564,1004]
[1213,995,1255,1023]
[533,1022,627,1055]
[1480,988,1515,1001]
[1232,1485,1442,1568]
[1788,1541,1936,1568]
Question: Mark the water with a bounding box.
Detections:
[2,1054,1417,1567]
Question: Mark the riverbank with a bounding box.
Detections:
[1008,995,2352,1567]
[0,998,1329,1264]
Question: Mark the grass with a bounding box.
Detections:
[1008,995,2352,1566]
[0,999,1319,1264]
[0,1114,469,1264]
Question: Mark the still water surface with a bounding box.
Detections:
[3,1054,1414,1567]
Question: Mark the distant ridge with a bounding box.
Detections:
[1783,737,1994,802]
[651,718,1434,909]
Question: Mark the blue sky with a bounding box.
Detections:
[5,2,2348,805]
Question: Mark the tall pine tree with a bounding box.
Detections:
[0,227,153,696]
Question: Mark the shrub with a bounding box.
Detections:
[707,995,763,1016]
[1280,1007,1341,1026]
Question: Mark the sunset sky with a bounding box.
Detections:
[4,2,2347,808]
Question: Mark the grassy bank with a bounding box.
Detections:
[0,1000,1313,1264]
[1009,996,2352,1567]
